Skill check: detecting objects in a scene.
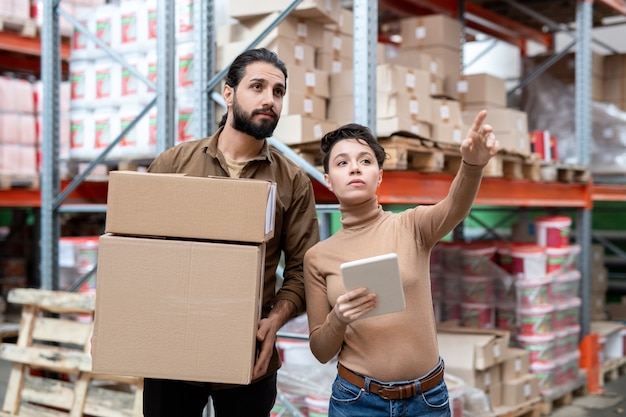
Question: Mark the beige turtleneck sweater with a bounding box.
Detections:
[304,162,485,382]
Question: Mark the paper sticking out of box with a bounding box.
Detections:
[340,253,405,319]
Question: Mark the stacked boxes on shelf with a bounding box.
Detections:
[219,1,348,144]
[438,324,541,411]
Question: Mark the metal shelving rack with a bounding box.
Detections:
[0,0,622,335]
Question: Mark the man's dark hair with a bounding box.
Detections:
[218,48,288,128]
[320,123,387,173]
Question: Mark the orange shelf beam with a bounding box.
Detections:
[596,0,626,17]
[380,0,551,47]
[0,180,108,208]
[591,184,626,202]
[0,31,71,60]
[313,171,593,208]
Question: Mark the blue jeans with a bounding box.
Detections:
[329,363,451,417]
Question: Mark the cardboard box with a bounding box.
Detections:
[105,171,276,243]
[592,265,609,293]
[460,108,526,135]
[319,29,353,58]
[288,65,330,98]
[229,0,340,25]
[431,98,464,145]
[431,121,464,145]
[607,302,626,321]
[457,74,507,109]
[218,37,316,70]
[92,234,266,384]
[377,64,431,96]
[325,7,353,36]
[376,117,431,139]
[377,91,433,122]
[399,14,462,50]
[501,374,539,406]
[386,48,442,76]
[501,348,530,380]
[437,323,510,370]
[273,114,338,144]
[447,363,500,391]
[239,13,326,49]
[492,131,531,155]
[591,244,605,266]
[283,89,327,120]
[315,51,353,74]
[604,53,626,78]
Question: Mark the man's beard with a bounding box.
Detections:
[231,98,279,140]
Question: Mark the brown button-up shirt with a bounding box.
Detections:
[148,127,320,381]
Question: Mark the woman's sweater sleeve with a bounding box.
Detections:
[304,249,347,363]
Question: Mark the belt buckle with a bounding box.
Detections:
[375,385,394,400]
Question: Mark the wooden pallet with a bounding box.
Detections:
[490,397,542,417]
[290,136,540,180]
[601,356,626,385]
[0,175,39,191]
[539,162,589,183]
[539,371,587,416]
[0,289,143,417]
[0,16,37,37]
[379,136,460,172]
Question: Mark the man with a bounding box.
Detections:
[143,48,320,417]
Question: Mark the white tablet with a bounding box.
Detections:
[340,253,406,319]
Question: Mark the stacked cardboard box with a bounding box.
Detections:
[437,324,541,410]
[602,53,626,111]
[92,171,276,384]
[220,1,351,144]
[462,105,531,156]
[328,64,433,138]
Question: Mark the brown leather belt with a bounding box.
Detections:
[337,362,445,400]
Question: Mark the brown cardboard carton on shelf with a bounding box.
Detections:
[377,91,433,123]
[446,363,501,392]
[607,298,626,321]
[437,322,510,370]
[315,51,353,74]
[456,73,507,109]
[591,265,609,293]
[377,64,431,97]
[239,13,327,49]
[430,98,464,145]
[282,89,327,120]
[287,65,330,98]
[501,347,530,380]
[376,117,432,140]
[228,0,340,24]
[105,171,276,243]
[319,29,353,59]
[500,374,539,407]
[218,37,316,70]
[92,234,266,384]
[325,7,353,36]
[273,114,338,145]
[399,14,462,50]
[591,244,605,266]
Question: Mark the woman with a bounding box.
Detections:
[304,110,498,416]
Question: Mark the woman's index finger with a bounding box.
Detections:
[470,110,488,133]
